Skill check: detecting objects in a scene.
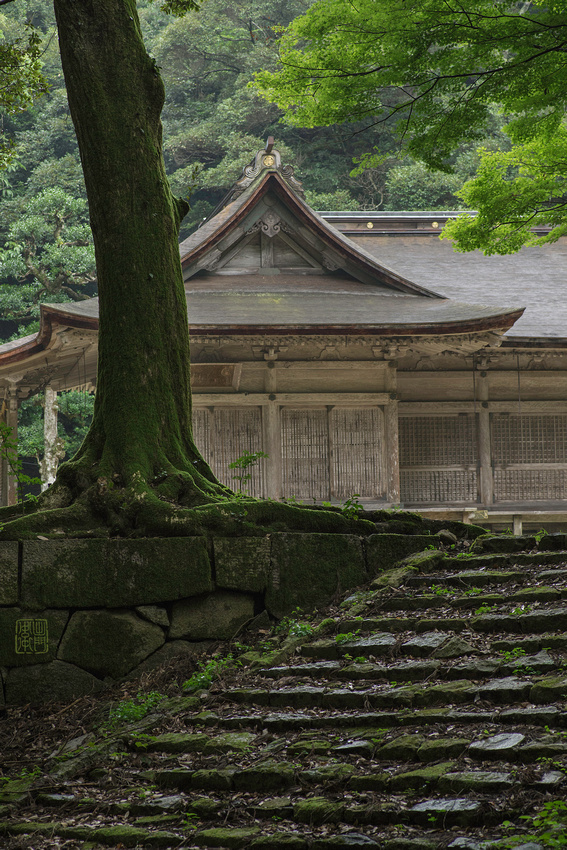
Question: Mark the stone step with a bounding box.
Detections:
[0,818,547,850]
[225,674,567,711]
[182,704,566,733]
[4,528,567,850]
[333,607,567,638]
[371,587,567,612]
[260,649,556,683]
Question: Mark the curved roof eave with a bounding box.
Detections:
[0,302,98,368]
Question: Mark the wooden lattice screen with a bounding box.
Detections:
[399,414,478,503]
[492,413,567,501]
[194,405,384,501]
[281,408,330,500]
[330,408,383,500]
[281,406,384,501]
[192,406,265,496]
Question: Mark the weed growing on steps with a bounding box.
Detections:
[275,608,314,638]
[183,654,237,693]
[335,630,361,644]
[431,584,453,596]
[500,800,567,847]
[106,691,165,727]
[500,647,526,663]
[475,604,497,615]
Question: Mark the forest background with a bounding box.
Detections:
[0,0,506,485]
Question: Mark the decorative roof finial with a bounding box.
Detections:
[265,136,275,155]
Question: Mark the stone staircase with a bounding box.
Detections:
[1,528,567,849]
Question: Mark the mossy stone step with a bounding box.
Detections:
[302,634,398,660]
[405,570,527,588]
[492,633,567,652]
[472,607,567,633]
[375,595,448,612]
[0,821,180,846]
[442,551,567,571]
[130,730,256,754]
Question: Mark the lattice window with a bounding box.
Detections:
[401,469,478,503]
[492,414,567,465]
[192,406,265,496]
[399,415,477,467]
[213,408,264,496]
[282,408,330,500]
[494,468,567,501]
[399,415,478,504]
[330,407,384,499]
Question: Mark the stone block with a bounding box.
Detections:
[5,660,104,705]
[0,542,19,605]
[169,592,255,640]
[366,534,436,575]
[126,640,199,679]
[0,608,68,667]
[58,609,165,678]
[215,537,270,592]
[266,533,366,618]
[21,538,212,608]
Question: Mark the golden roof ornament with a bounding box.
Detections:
[228,138,305,202]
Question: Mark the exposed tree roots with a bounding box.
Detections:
[0,461,380,540]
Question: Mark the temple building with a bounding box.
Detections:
[1,145,567,527]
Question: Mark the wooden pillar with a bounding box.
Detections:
[384,360,400,504]
[2,384,19,506]
[40,386,64,491]
[477,370,493,506]
[263,400,282,500]
[263,363,281,499]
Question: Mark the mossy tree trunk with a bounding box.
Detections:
[44,0,227,522]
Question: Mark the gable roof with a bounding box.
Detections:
[179,147,441,298]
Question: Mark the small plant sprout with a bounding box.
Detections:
[106,691,165,727]
[183,654,236,693]
[228,450,268,494]
[335,630,361,644]
[275,608,314,638]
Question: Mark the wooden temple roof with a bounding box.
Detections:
[0,144,534,394]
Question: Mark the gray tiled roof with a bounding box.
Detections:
[38,289,519,334]
[351,234,567,339]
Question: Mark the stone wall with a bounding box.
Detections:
[0,532,435,706]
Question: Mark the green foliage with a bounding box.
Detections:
[431,584,452,597]
[0,16,48,169]
[500,800,567,847]
[183,653,236,692]
[256,0,567,252]
[0,421,41,502]
[275,609,314,638]
[17,390,94,485]
[474,604,496,616]
[335,629,360,644]
[228,450,268,493]
[106,691,165,727]
[0,186,96,335]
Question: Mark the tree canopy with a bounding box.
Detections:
[0,8,46,168]
[255,0,567,253]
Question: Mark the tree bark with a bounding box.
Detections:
[48,0,223,515]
